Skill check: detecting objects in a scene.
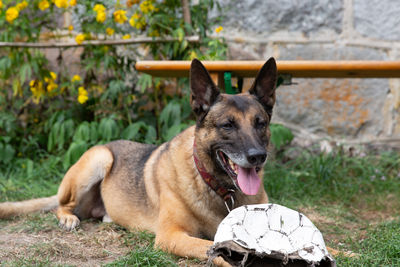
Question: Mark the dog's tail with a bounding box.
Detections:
[0,195,58,218]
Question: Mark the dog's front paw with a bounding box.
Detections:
[58,214,80,231]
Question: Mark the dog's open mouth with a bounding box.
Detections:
[217,150,261,196]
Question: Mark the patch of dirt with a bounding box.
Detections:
[0,213,209,266]
[0,214,132,266]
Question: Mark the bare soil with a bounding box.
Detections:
[0,213,206,267]
[0,214,130,266]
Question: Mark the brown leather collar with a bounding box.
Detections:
[193,140,235,212]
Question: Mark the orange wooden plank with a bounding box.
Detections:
[135,60,400,78]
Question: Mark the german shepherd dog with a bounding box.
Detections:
[0,58,279,266]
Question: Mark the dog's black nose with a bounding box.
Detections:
[246,149,267,165]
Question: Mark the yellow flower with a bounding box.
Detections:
[129,13,139,26]
[44,72,56,83]
[30,80,44,103]
[68,25,74,31]
[122,34,130,40]
[113,9,127,24]
[78,86,87,95]
[0,0,3,9]
[6,7,19,23]
[16,1,28,11]
[78,94,88,104]
[38,0,50,10]
[47,82,58,92]
[96,10,106,23]
[72,75,81,82]
[139,0,155,14]
[50,71,57,80]
[54,0,68,8]
[215,26,223,33]
[93,4,105,13]
[189,50,198,60]
[149,29,159,37]
[77,86,88,104]
[106,27,114,36]
[129,13,145,30]
[75,33,85,44]
[69,0,76,6]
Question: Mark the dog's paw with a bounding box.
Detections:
[58,214,80,231]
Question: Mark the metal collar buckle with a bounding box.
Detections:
[224,189,235,212]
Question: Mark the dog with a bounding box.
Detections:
[0,58,279,266]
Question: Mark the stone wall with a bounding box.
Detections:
[213,0,400,144]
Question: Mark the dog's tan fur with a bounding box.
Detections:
[1,58,343,265]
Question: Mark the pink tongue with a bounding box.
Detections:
[237,167,261,195]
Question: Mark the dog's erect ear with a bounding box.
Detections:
[190,59,220,118]
[248,57,277,116]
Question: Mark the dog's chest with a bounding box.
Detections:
[198,210,226,239]
[192,197,228,239]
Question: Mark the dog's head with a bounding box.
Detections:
[190,58,277,196]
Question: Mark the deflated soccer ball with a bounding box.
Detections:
[208,204,336,267]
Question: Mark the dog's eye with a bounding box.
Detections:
[220,121,234,130]
[255,118,267,129]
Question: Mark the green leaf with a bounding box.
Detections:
[58,122,66,150]
[137,74,152,92]
[12,78,19,96]
[99,117,120,142]
[145,125,157,144]
[0,143,15,163]
[175,28,185,42]
[179,40,188,53]
[26,159,34,177]
[121,122,145,140]
[19,63,32,84]
[63,141,88,170]
[73,122,90,142]
[90,122,99,142]
[164,123,186,142]
[47,121,61,152]
[270,123,294,150]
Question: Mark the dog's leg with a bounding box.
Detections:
[155,229,230,266]
[155,197,230,266]
[56,146,113,231]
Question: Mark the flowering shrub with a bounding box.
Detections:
[0,0,226,166]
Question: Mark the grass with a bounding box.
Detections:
[0,155,62,202]
[1,147,400,266]
[336,219,400,266]
[105,246,178,267]
[265,148,400,207]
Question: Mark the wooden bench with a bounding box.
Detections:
[135,60,400,92]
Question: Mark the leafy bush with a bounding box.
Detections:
[0,0,226,168]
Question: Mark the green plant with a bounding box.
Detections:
[270,123,294,150]
[0,0,226,169]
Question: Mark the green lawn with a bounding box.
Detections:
[1,148,400,266]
